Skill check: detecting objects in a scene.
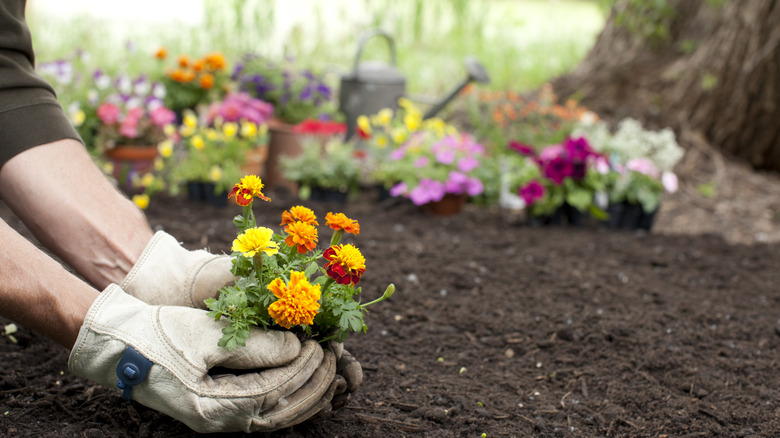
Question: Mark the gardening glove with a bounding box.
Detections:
[327,341,364,410]
[121,230,234,308]
[69,284,341,433]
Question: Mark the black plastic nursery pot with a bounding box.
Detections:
[605,201,658,231]
[527,203,584,227]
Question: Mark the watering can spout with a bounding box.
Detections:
[423,56,490,120]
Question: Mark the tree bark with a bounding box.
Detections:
[552,0,780,171]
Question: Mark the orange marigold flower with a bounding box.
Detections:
[323,244,366,285]
[205,52,226,71]
[199,73,214,90]
[280,206,319,226]
[228,175,270,206]
[177,54,189,68]
[267,271,321,329]
[325,212,360,235]
[192,59,205,72]
[154,47,167,59]
[284,221,318,254]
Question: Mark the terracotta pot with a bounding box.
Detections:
[264,119,302,192]
[104,145,159,195]
[422,193,467,216]
[242,144,269,177]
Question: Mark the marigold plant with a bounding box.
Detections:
[206,175,394,349]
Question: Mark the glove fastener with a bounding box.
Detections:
[115,346,153,401]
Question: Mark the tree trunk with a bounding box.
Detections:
[552,0,780,172]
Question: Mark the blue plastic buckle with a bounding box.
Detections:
[115,346,153,401]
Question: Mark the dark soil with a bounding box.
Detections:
[2,188,780,437]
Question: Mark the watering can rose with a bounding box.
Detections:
[205,175,394,349]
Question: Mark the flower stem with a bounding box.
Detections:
[330,229,344,246]
[360,284,395,308]
[252,253,263,280]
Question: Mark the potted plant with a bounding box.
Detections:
[280,128,362,203]
[205,175,394,347]
[154,48,231,117]
[571,117,684,230]
[161,110,269,207]
[90,71,175,194]
[231,54,343,189]
[508,137,610,226]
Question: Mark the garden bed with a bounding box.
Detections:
[1,188,779,437]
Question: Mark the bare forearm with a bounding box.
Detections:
[0,219,98,349]
[0,139,154,289]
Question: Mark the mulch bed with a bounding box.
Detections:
[2,188,779,437]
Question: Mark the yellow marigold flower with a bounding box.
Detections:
[357,115,372,136]
[140,173,155,187]
[223,122,238,138]
[209,166,222,182]
[284,221,318,254]
[391,127,407,144]
[132,194,150,210]
[280,206,318,226]
[158,139,173,157]
[191,135,205,150]
[325,212,360,235]
[267,271,321,329]
[240,121,258,138]
[232,227,278,257]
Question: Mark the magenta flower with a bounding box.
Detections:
[626,158,660,178]
[519,180,545,205]
[389,182,408,197]
[207,92,274,125]
[409,178,445,205]
[97,103,121,124]
[509,141,535,156]
[563,136,593,161]
[149,106,176,127]
[414,156,430,168]
[543,156,574,184]
[538,144,565,162]
[457,156,479,173]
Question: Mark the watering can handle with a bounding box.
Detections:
[352,28,397,74]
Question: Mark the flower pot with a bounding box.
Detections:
[186,181,207,202]
[422,194,467,216]
[104,145,159,195]
[309,187,349,204]
[264,119,302,192]
[527,203,581,227]
[203,182,228,208]
[604,202,658,231]
[241,144,269,177]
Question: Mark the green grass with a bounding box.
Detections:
[27,0,605,95]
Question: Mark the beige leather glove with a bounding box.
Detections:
[121,231,233,308]
[69,285,340,433]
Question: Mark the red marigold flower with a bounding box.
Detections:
[323,244,366,285]
[325,212,360,235]
[280,206,319,226]
[228,175,270,206]
[284,221,318,254]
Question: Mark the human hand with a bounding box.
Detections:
[121,231,233,308]
[69,285,340,433]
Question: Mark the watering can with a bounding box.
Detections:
[339,28,490,140]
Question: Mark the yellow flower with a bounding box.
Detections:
[398,97,414,109]
[183,111,197,127]
[232,227,279,257]
[404,112,422,132]
[267,271,321,329]
[391,127,407,144]
[132,194,150,210]
[206,128,219,141]
[140,173,155,187]
[191,135,204,150]
[424,117,447,137]
[158,139,173,157]
[357,115,372,136]
[229,174,270,205]
[376,136,388,148]
[180,125,195,137]
[223,122,238,138]
[71,109,85,127]
[102,162,114,175]
[240,121,258,138]
[153,157,164,171]
[323,244,366,285]
[373,108,393,126]
[163,124,177,137]
[209,166,222,182]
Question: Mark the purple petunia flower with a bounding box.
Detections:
[409,178,446,205]
[543,156,574,184]
[519,180,545,205]
[509,140,535,157]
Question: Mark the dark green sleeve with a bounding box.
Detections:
[0,0,82,170]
